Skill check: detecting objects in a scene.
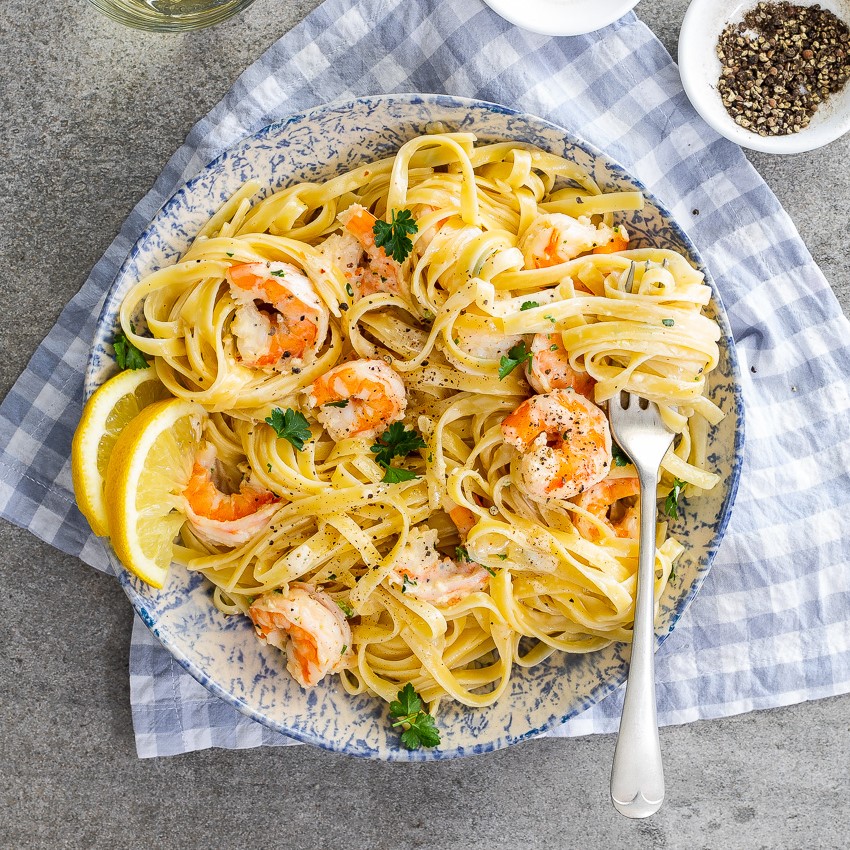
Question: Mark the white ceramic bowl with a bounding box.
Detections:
[481,0,639,37]
[679,0,850,154]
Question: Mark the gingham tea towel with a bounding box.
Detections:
[1,0,849,758]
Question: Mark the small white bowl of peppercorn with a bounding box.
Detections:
[679,0,850,153]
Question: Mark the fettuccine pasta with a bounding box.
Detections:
[117,132,722,715]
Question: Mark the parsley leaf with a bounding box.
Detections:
[113,330,148,371]
[389,682,421,717]
[336,600,356,618]
[455,546,470,562]
[371,423,426,483]
[520,301,539,311]
[664,478,687,519]
[265,408,312,451]
[324,399,349,408]
[389,683,441,750]
[612,442,630,467]
[371,422,427,467]
[662,318,675,327]
[399,728,422,750]
[482,564,496,576]
[270,269,286,278]
[498,341,533,380]
[373,209,419,263]
[669,562,677,582]
[382,465,419,484]
[409,713,441,748]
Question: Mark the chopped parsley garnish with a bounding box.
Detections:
[665,478,687,519]
[337,600,356,618]
[520,301,539,311]
[371,423,426,466]
[389,683,441,750]
[662,318,675,327]
[544,314,557,324]
[373,209,418,263]
[113,330,148,371]
[550,344,559,351]
[345,283,354,297]
[266,463,272,473]
[382,465,419,484]
[669,562,677,582]
[455,545,470,562]
[482,564,496,576]
[324,399,349,408]
[496,553,508,560]
[612,442,630,467]
[401,573,418,592]
[265,408,312,451]
[226,252,234,258]
[270,269,286,278]
[498,341,533,380]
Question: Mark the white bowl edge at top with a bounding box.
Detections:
[481,0,639,37]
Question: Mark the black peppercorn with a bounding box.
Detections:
[716,2,850,136]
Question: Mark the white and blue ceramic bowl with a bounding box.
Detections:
[87,94,744,761]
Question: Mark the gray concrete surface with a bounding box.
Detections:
[1,1,849,848]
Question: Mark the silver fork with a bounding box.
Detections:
[607,391,675,819]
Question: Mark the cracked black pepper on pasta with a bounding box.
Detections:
[716,2,850,136]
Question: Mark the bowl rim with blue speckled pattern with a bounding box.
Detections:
[87,93,745,761]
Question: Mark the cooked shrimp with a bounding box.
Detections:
[248,583,353,688]
[227,261,329,371]
[453,321,522,361]
[572,476,640,542]
[448,503,477,537]
[520,214,626,269]
[526,333,596,398]
[181,442,281,545]
[318,231,364,290]
[501,389,612,503]
[592,225,629,254]
[335,204,404,298]
[390,527,489,606]
[306,358,407,442]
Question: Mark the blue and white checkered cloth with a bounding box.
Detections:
[2,0,849,758]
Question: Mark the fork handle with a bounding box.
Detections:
[610,466,664,819]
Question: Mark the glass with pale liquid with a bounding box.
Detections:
[87,0,256,31]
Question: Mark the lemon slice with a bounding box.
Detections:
[106,398,206,588]
[72,368,170,537]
